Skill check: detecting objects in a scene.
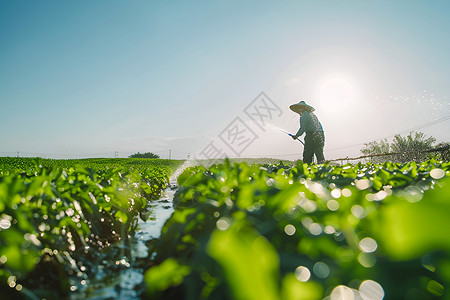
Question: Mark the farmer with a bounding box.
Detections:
[290,100,325,164]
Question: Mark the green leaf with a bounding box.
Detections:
[376,177,450,260]
[281,273,323,300]
[114,210,128,224]
[144,258,190,294]
[207,222,280,300]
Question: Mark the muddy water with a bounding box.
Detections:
[69,187,177,300]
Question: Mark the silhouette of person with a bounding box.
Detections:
[290,101,325,164]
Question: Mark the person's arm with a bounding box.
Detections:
[292,113,310,139]
[293,126,304,139]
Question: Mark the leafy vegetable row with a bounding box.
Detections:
[146,159,450,300]
[0,158,173,299]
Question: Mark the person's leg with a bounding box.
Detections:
[314,131,325,163]
[303,133,315,163]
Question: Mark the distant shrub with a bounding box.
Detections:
[129,152,160,159]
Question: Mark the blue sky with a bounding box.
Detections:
[1,1,449,160]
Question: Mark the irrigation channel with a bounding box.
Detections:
[69,186,178,299]
[66,159,274,299]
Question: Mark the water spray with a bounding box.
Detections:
[267,124,305,145]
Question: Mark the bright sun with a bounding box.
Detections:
[318,74,357,110]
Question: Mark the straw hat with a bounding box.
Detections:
[289,100,315,114]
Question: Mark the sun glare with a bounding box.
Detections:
[318,74,357,110]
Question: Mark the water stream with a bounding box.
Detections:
[69,186,177,300]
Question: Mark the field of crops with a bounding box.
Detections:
[0,157,182,299]
[1,157,450,299]
[146,159,450,300]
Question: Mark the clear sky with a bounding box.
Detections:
[1,0,449,160]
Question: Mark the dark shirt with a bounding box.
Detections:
[295,111,323,137]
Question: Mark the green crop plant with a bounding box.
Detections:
[0,157,175,299]
[146,159,450,300]
[2,156,449,299]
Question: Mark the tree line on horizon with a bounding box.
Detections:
[361,131,449,163]
[128,152,160,159]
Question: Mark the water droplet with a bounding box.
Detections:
[331,285,354,300]
[225,198,233,207]
[66,208,75,217]
[430,168,445,180]
[351,205,366,219]
[299,199,317,213]
[7,276,16,284]
[342,188,352,197]
[331,188,342,198]
[216,218,230,231]
[356,179,371,190]
[403,186,423,203]
[313,262,330,278]
[284,224,296,236]
[359,238,378,253]
[266,178,275,186]
[373,190,388,201]
[324,225,336,234]
[0,219,11,230]
[359,280,384,300]
[327,200,340,211]
[308,223,323,236]
[295,266,311,282]
[27,234,41,246]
